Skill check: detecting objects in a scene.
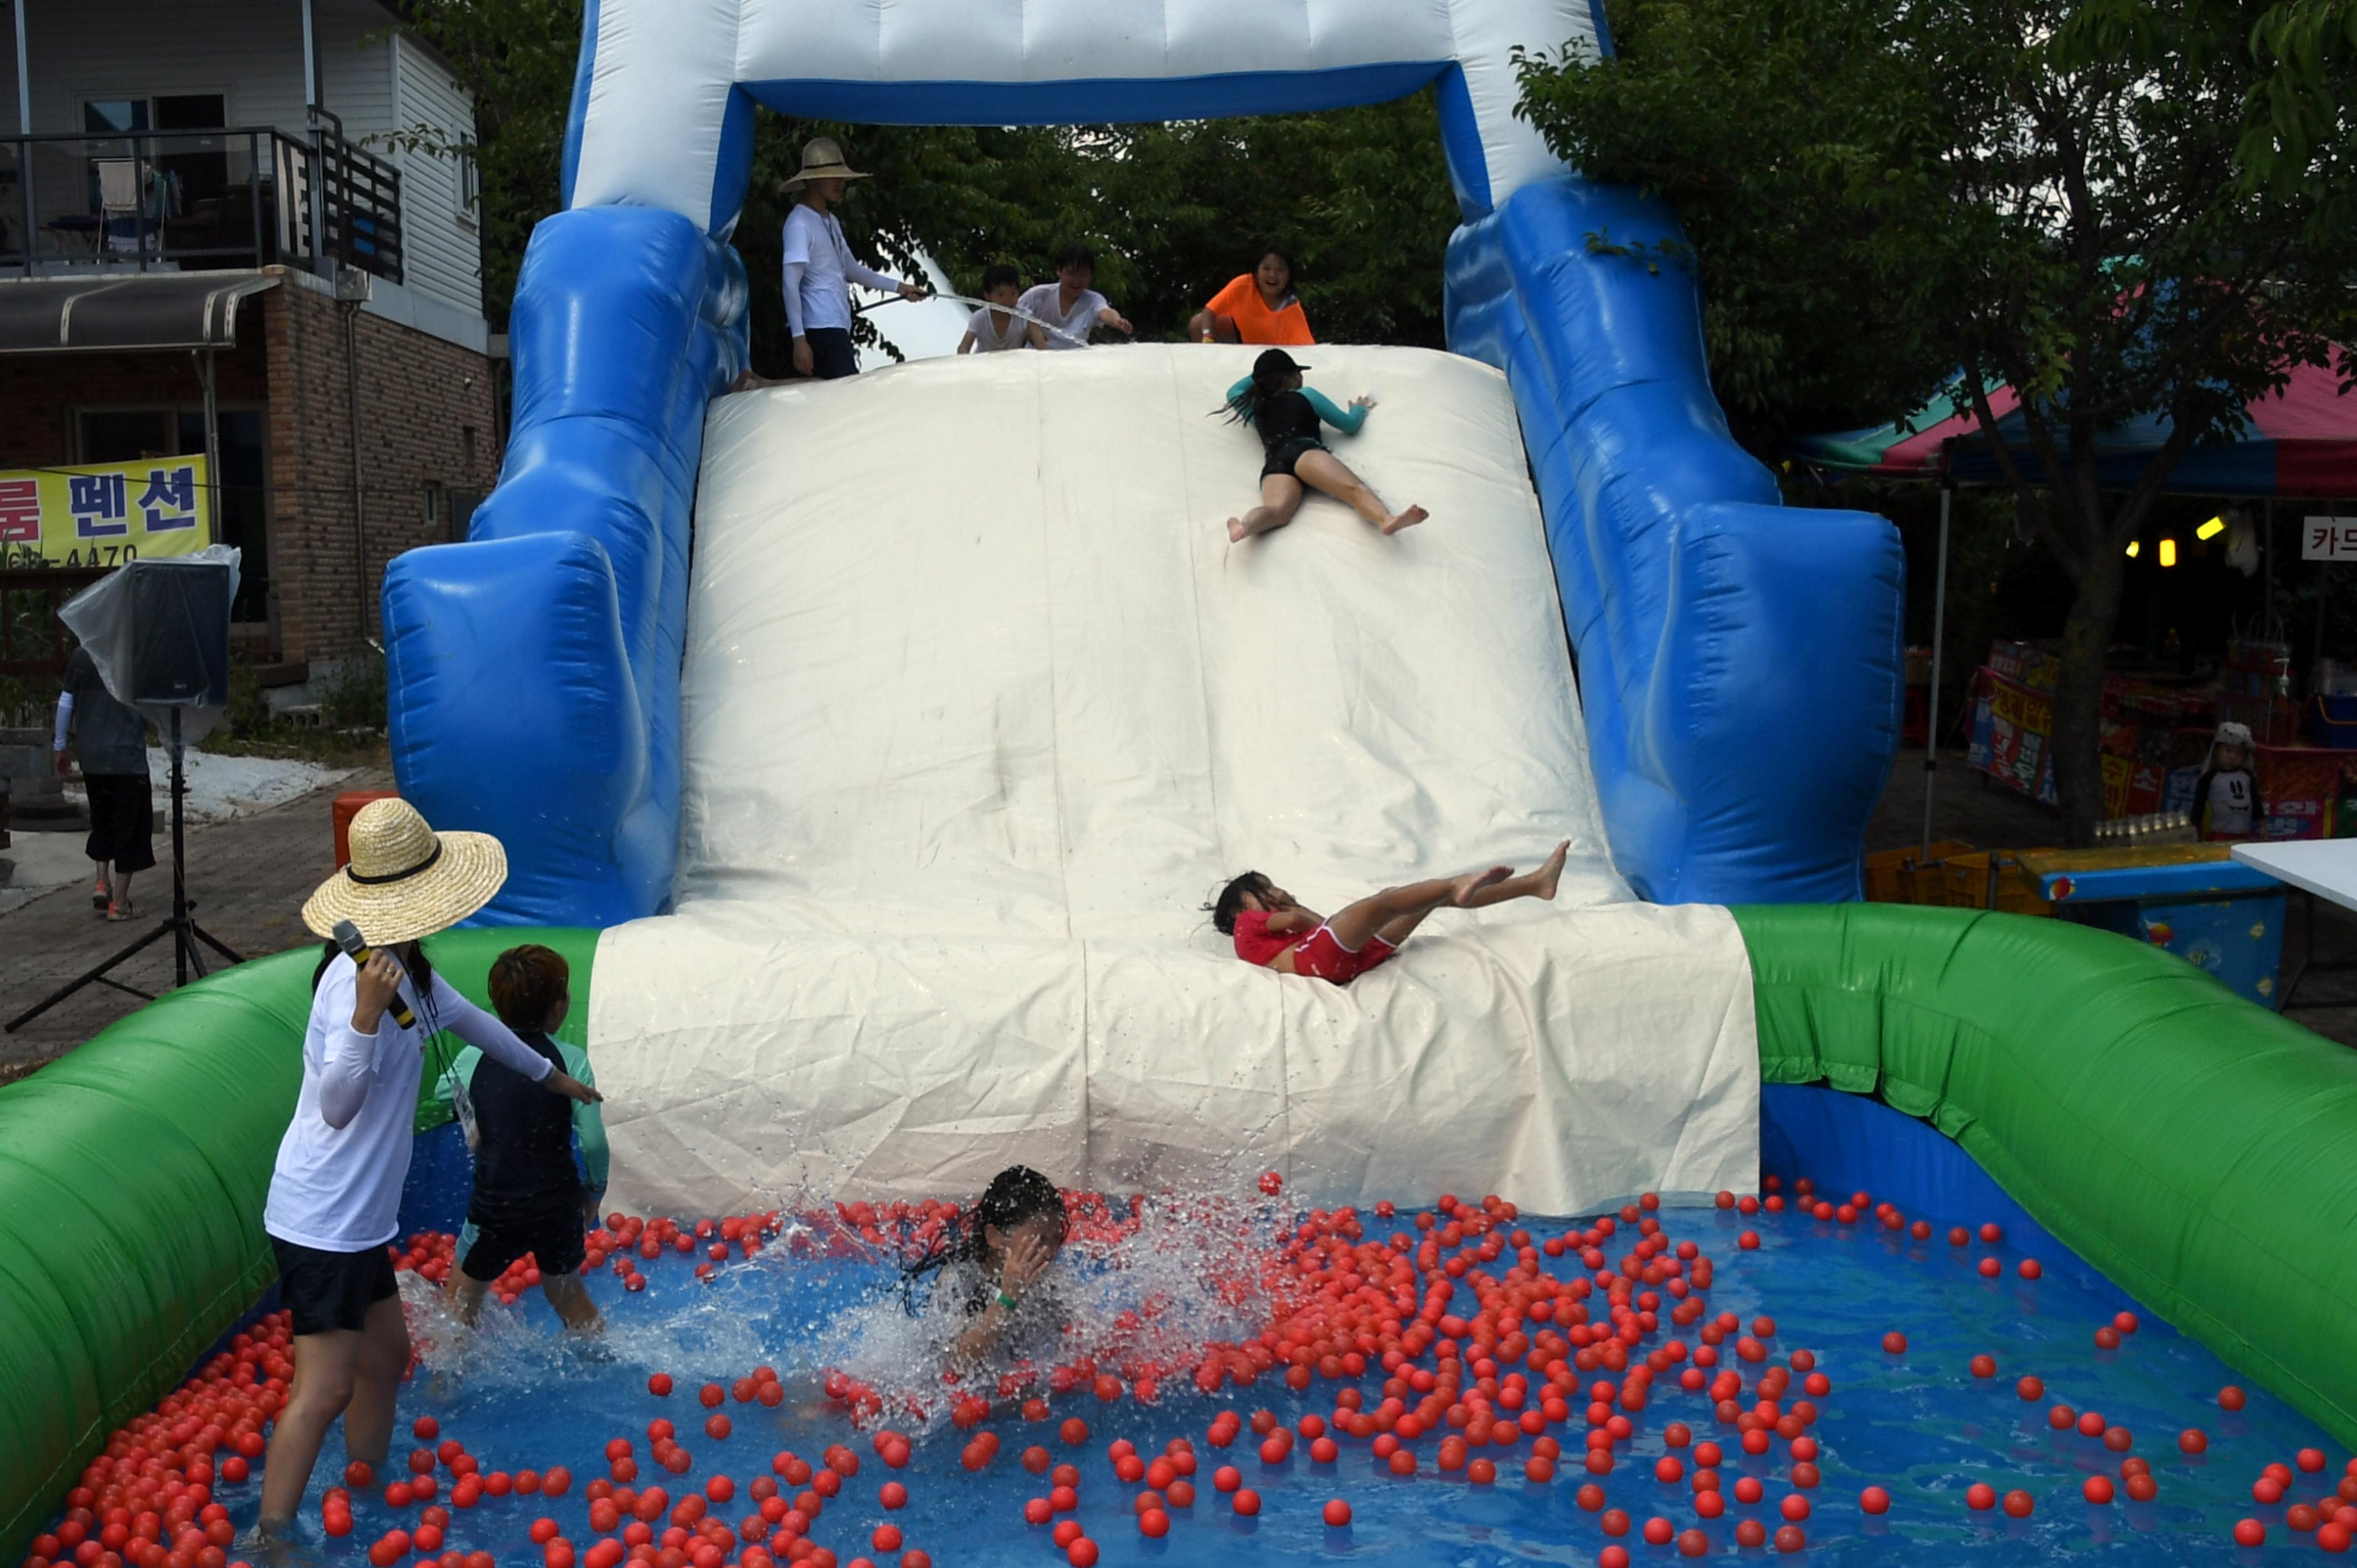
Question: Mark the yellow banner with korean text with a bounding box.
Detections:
[0,457,211,569]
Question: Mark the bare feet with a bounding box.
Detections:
[1531,839,1569,901]
[1381,505,1428,535]
[1229,507,1289,542]
[1450,865,1512,906]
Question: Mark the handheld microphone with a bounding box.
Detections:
[331,917,416,1029]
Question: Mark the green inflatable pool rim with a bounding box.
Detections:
[2,909,2351,1560]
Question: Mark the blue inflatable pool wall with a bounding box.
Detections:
[383,25,1903,925]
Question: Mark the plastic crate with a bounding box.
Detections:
[1941,851,2052,916]
[1863,842,1972,905]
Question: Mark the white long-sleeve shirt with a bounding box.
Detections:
[781,203,900,336]
[264,955,553,1252]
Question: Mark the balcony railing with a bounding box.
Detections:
[0,125,403,283]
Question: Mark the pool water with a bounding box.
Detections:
[34,1173,2351,1568]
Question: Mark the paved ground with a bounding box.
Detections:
[1870,747,2357,1046]
[4,747,2348,1081]
[0,766,392,1079]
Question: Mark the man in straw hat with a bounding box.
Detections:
[249,799,601,1545]
[781,136,928,379]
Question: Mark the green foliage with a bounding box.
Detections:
[1517,0,2355,837]
[380,0,583,329]
[390,2,1459,351]
[320,655,389,733]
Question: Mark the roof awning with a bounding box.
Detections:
[0,271,280,354]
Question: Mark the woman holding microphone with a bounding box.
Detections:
[249,800,600,1544]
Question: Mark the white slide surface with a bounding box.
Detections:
[589,345,1757,1216]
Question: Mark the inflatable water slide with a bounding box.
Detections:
[5,0,2355,1549]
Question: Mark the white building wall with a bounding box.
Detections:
[382,33,481,317]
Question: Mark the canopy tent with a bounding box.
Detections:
[1790,358,2355,862]
[1790,360,2357,497]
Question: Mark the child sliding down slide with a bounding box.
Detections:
[1222,349,1427,541]
[1209,843,1570,984]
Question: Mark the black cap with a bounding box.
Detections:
[1252,348,1309,379]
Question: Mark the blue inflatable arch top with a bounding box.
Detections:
[382,0,1903,926]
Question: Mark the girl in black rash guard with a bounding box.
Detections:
[1220,349,1427,542]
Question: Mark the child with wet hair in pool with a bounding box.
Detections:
[905,1164,1072,1370]
[1208,843,1569,985]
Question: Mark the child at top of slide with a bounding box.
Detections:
[1208,844,1570,986]
[1018,244,1133,350]
[1220,348,1426,542]
[436,942,609,1338]
[958,263,1032,354]
[1191,244,1314,345]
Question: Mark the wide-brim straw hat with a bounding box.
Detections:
[302,797,506,946]
[783,136,869,189]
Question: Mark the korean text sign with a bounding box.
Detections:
[0,457,210,568]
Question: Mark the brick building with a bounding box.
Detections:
[0,0,498,684]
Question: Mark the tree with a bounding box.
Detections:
[1518,0,2356,842]
[392,3,1460,354]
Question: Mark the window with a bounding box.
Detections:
[455,137,480,228]
[78,95,233,229]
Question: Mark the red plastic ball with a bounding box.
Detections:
[2018,1259,2042,1280]
[2234,1520,2266,1548]
[1322,1499,1352,1527]
[1977,1257,2001,1278]
[2003,1490,2034,1518]
[2178,1429,2208,1454]
[1859,1488,1890,1515]
[1066,1538,1098,1568]
[1965,1484,1996,1512]
[2083,1476,2115,1505]
[1880,1333,1907,1355]
[1232,1489,1261,1517]
[2017,1376,2045,1401]
[1773,1525,1806,1554]
[2219,1386,2247,1411]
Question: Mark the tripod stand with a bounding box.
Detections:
[6,707,244,1034]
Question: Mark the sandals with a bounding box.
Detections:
[105,901,136,923]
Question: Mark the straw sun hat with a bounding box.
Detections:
[781,136,868,190]
[302,798,507,946]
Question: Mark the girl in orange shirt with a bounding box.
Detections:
[1191,245,1315,345]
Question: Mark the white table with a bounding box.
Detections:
[2232,839,2357,907]
[2232,840,2357,1008]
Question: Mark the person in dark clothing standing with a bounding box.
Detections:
[439,943,608,1335]
[52,642,154,920]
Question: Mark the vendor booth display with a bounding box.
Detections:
[2018,844,2288,1005]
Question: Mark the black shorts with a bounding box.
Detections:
[271,1236,399,1337]
[83,772,156,875]
[461,1195,587,1283]
[1262,437,1327,481]
[801,327,858,380]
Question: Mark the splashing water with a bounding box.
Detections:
[27,1168,2354,1568]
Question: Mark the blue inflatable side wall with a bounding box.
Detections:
[1445,179,1905,904]
[384,98,1901,921]
[383,210,746,925]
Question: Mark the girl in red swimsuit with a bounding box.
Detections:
[1208,842,1570,984]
